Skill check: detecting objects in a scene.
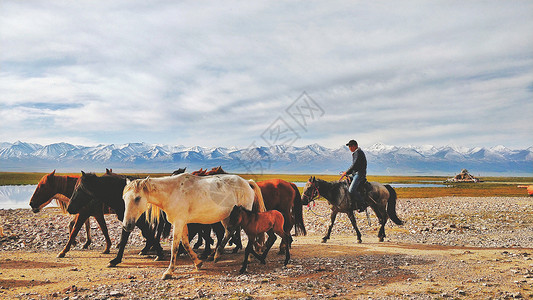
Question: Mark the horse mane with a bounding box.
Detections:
[192,166,227,176]
[46,173,79,214]
[124,178,163,225]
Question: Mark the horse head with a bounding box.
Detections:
[228,205,244,229]
[172,167,187,176]
[68,171,97,214]
[29,170,57,213]
[301,176,318,205]
[122,177,151,232]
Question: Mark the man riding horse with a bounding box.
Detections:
[341,139,368,212]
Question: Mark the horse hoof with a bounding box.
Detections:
[162,273,172,280]
[239,268,246,274]
[102,250,110,254]
[107,263,117,268]
[195,261,203,270]
[358,240,362,244]
[321,239,328,243]
[57,252,66,258]
[379,238,384,242]
[139,251,149,256]
[154,255,164,261]
[206,255,214,262]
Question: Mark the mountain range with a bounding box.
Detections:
[0,141,531,176]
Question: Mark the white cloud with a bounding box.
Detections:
[0,1,532,148]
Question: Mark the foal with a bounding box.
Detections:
[229,205,290,274]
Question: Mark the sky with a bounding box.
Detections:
[1,1,532,150]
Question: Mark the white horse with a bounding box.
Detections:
[122,173,265,280]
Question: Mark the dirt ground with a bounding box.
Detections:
[1,235,532,299]
[1,196,532,299]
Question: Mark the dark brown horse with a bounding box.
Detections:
[29,170,111,255]
[68,170,171,266]
[302,176,404,243]
[229,205,290,274]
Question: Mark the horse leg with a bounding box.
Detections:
[93,210,112,254]
[378,216,388,242]
[259,230,277,264]
[82,219,91,249]
[347,211,362,243]
[322,210,338,243]
[138,218,165,261]
[212,222,237,262]
[199,226,214,259]
[179,224,203,270]
[372,206,388,242]
[279,211,293,254]
[231,226,243,253]
[68,218,77,247]
[108,229,131,267]
[58,213,89,258]
[239,236,259,274]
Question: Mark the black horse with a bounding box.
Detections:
[68,171,171,267]
[302,176,403,243]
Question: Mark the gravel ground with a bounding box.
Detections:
[1,196,532,299]
[2,197,532,252]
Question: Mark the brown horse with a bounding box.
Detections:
[229,205,290,274]
[29,170,94,250]
[194,167,306,252]
[257,179,306,252]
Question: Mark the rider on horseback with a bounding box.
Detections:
[341,140,368,212]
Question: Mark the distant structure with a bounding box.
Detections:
[447,169,481,183]
[517,185,533,196]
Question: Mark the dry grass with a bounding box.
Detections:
[1,172,531,198]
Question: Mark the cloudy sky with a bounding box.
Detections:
[1,1,532,149]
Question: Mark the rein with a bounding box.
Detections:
[304,181,330,218]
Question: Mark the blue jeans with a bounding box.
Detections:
[348,171,367,200]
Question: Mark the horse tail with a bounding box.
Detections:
[249,180,266,213]
[384,185,404,225]
[290,182,307,236]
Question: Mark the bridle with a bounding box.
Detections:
[303,181,321,204]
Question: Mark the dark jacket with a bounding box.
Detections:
[346,148,367,175]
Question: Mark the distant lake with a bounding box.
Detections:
[0,185,48,209]
[292,182,447,188]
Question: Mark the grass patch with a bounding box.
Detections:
[1,172,531,198]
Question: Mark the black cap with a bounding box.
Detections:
[346,140,358,146]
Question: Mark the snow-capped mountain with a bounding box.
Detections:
[0,141,531,175]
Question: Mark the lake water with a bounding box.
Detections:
[1,181,447,209]
[292,182,447,188]
[0,185,44,209]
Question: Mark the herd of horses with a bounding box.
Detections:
[28,167,403,279]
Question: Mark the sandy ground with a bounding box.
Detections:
[1,197,532,299]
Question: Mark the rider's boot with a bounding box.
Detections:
[350,191,361,211]
[356,184,368,212]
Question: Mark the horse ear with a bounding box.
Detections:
[81,171,86,176]
[51,170,56,176]
[126,178,131,185]
[312,176,316,182]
